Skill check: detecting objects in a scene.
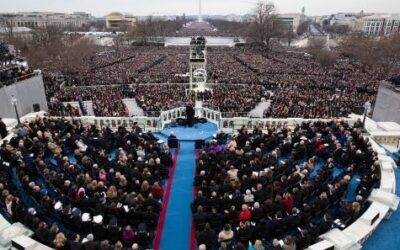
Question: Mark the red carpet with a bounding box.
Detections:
[190,150,201,250]
[153,148,180,250]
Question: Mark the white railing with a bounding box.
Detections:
[219,117,358,134]
[370,131,400,149]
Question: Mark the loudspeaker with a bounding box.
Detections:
[176,118,186,126]
[168,138,179,149]
[199,118,207,124]
[352,106,364,115]
[32,104,40,112]
[11,235,38,250]
[371,212,380,225]
[195,140,205,149]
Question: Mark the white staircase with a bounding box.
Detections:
[249,100,271,118]
[195,100,203,109]
[84,101,95,116]
[64,101,94,116]
[124,99,144,117]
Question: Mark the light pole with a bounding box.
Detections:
[11,95,21,125]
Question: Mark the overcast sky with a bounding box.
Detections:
[1,0,399,17]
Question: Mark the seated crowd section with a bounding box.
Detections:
[0,117,173,249]
[39,45,386,119]
[192,119,380,250]
[48,85,135,117]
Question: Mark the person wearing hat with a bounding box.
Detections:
[93,215,106,241]
[23,207,37,228]
[81,213,92,235]
[199,244,207,250]
[54,201,63,211]
[83,234,99,250]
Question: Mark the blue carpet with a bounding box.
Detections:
[161,122,218,141]
[67,153,78,165]
[108,148,117,161]
[159,141,196,250]
[333,167,343,179]
[11,167,72,235]
[363,167,400,249]
[345,174,360,202]
[155,133,169,143]
[310,160,325,179]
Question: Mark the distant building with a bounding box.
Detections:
[106,12,137,30]
[329,12,365,31]
[362,15,400,36]
[0,12,94,29]
[316,12,400,36]
[0,26,32,39]
[277,14,303,33]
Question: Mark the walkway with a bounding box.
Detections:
[158,141,196,250]
[154,122,217,250]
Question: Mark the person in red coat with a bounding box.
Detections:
[238,204,252,222]
[151,182,164,200]
[281,193,294,212]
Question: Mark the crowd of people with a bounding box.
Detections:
[48,85,135,117]
[192,119,380,250]
[207,50,260,85]
[228,49,380,118]
[39,45,385,119]
[135,84,194,115]
[203,85,263,116]
[61,47,190,87]
[0,116,173,249]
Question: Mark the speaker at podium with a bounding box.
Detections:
[32,104,40,112]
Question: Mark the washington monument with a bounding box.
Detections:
[198,0,203,22]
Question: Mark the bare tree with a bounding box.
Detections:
[246,1,280,55]
[128,17,153,44]
[376,34,400,76]
[208,19,249,36]
[281,30,297,47]
[60,37,96,77]
[307,38,338,70]
[12,25,97,76]
[340,34,378,72]
[0,15,16,41]
[296,20,310,36]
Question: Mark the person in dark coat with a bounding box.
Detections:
[68,234,83,250]
[0,118,7,139]
[83,234,99,250]
[197,223,217,249]
[35,222,49,244]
